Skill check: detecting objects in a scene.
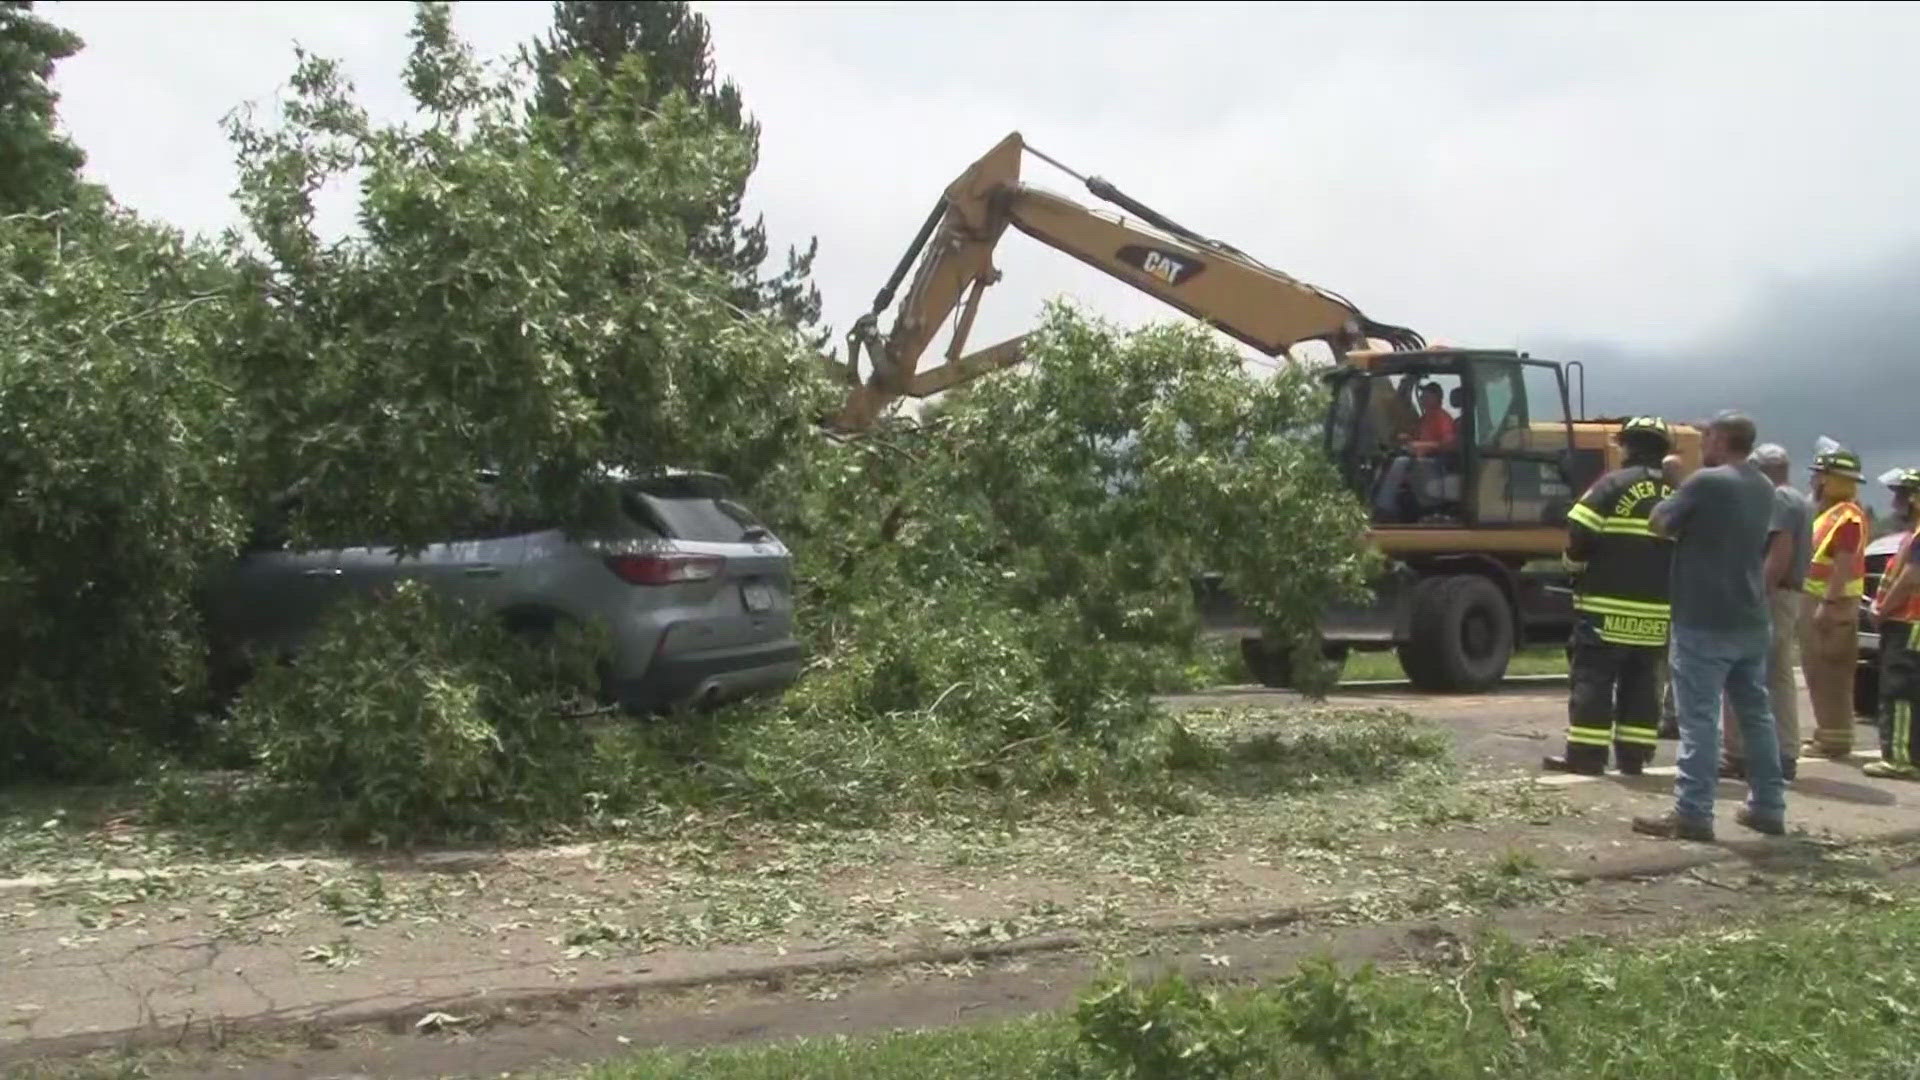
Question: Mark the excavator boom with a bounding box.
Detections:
[831,132,1422,432]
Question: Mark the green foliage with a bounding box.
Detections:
[1068,975,1260,1080]
[1271,958,1470,1080]
[220,3,832,553]
[593,303,1382,831]
[211,579,609,844]
[0,209,245,782]
[606,596,1167,828]
[1162,709,1449,796]
[782,301,1373,704]
[530,0,823,339]
[0,1,93,214]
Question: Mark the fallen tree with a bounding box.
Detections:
[194,300,1378,841]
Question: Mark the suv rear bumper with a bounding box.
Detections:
[614,639,804,712]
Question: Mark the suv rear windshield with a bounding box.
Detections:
[627,493,762,542]
[618,474,764,543]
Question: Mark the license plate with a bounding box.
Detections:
[741,582,775,612]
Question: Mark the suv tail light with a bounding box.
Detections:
[604,553,725,585]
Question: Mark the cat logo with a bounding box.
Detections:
[1116,245,1202,288]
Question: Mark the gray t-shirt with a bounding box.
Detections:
[1651,461,1778,631]
[1770,484,1814,591]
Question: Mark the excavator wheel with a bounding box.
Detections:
[1396,573,1513,692]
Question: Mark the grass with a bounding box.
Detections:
[1341,647,1567,684]
[569,893,1920,1080]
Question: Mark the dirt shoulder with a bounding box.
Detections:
[3,679,1914,1078]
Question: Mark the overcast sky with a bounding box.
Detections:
[40,0,1920,494]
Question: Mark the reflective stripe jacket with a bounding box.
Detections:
[1564,464,1675,646]
[1806,501,1867,600]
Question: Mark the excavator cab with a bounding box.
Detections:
[1323,350,1583,532]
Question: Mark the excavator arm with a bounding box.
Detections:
[829,132,1423,433]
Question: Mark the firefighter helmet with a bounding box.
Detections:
[1615,416,1672,451]
[1878,466,1920,492]
[1812,448,1865,481]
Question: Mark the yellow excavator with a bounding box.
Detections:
[827,132,1701,692]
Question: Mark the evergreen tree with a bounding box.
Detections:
[531,1,823,342]
[0,0,90,214]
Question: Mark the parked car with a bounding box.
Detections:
[1856,529,1908,717]
[199,468,802,714]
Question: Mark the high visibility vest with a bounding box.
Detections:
[1805,501,1867,600]
[1886,527,1920,622]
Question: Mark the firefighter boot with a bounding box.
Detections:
[1542,744,1607,776]
[1613,741,1650,777]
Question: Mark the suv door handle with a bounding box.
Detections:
[302,567,343,578]
[463,565,502,578]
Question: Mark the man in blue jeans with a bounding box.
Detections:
[1634,411,1788,841]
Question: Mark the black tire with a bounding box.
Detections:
[1241,638,1294,689]
[1398,574,1514,692]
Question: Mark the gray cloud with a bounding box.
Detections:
[1532,247,1920,508]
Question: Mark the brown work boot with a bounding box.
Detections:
[1631,812,1714,842]
[1801,740,1851,761]
[1734,807,1785,836]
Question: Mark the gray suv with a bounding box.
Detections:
[200,469,801,714]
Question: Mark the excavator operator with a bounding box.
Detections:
[1372,381,1459,522]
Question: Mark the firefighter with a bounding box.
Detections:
[1865,467,1920,779]
[1544,416,1675,776]
[1800,446,1868,759]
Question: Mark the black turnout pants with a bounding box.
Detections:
[1565,635,1663,772]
